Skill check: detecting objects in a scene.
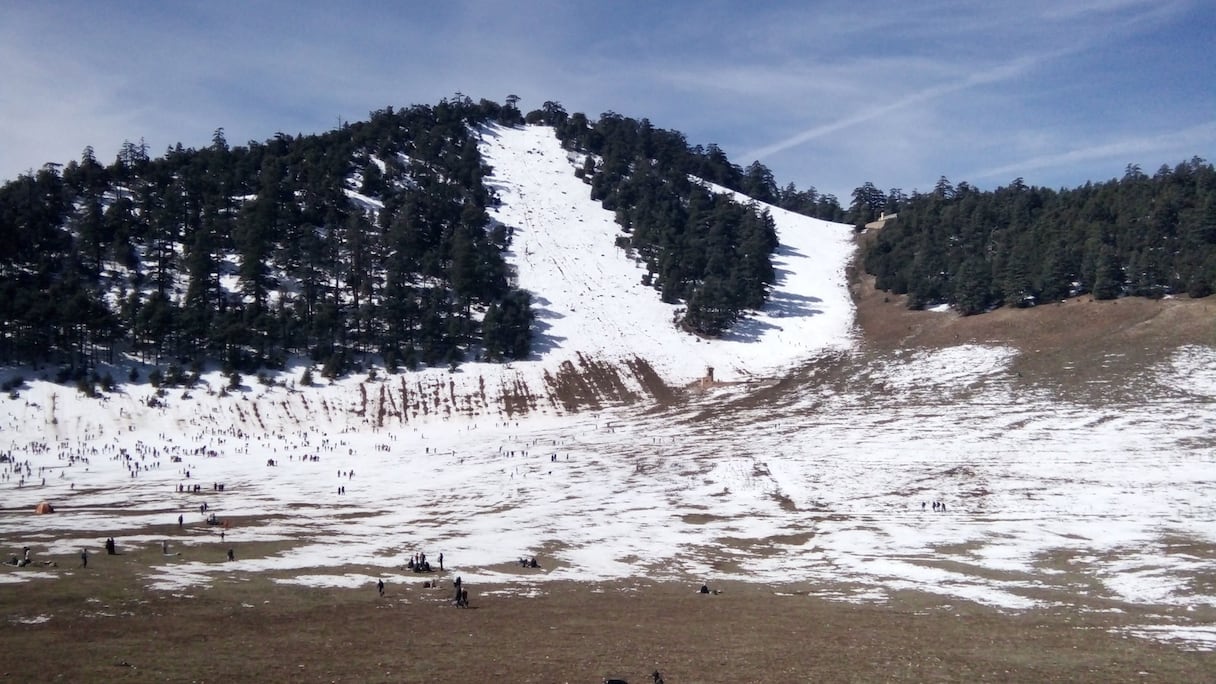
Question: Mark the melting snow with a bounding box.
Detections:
[2,125,1215,653]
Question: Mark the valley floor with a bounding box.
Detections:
[2,561,1213,683]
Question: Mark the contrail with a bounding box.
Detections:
[741,55,1041,162]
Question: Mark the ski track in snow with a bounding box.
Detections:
[2,125,1215,653]
[478,124,856,384]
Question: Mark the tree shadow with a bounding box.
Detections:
[527,297,566,356]
[765,289,824,319]
[718,244,828,343]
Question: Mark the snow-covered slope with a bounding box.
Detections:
[481,124,856,386]
[162,122,854,425]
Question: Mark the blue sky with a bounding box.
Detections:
[2,0,1213,201]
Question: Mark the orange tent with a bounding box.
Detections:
[34,501,54,514]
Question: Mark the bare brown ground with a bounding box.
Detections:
[4,253,1216,682]
[851,269,1216,376]
[2,545,1212,683]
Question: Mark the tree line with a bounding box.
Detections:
[0,97,536,377]
[860,161,1216,313]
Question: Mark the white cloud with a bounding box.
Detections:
[967,120,1216,183]
[0,1,1212,195]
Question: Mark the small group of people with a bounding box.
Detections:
[7,544,98,569]
[518,556,539,568]
[924,500,948,512]
[8,546,32,567]
[7,546,57,568]
[104,537,117,555]
[371,571,468,607]
[407,551,442,572]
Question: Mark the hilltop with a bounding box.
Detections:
[0,99,849,389]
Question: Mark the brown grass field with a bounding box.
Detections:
[2,540,1214,683]
[3,267,1216,682]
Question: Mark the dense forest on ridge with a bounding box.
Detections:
[857,162,1216,313]
[0,98,534,380]
[0,96,830,381]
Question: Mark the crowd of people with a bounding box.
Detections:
[371,551,472,607]
[2,387,598,620]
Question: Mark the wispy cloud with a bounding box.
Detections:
[1038,0,1176,20]
[0,1,1212,197]
[967,120,1216,183]
[740,54,1046,162]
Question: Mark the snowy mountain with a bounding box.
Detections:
[2,123,1216,654]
